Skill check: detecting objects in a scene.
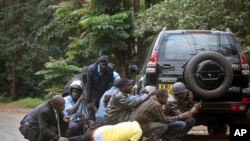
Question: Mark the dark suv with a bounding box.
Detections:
[134,29,250,135]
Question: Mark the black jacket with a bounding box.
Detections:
[86,62,114,103]
[28,101,68,141]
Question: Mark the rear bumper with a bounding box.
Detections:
[195,102,250,125]
[199,102,250,114]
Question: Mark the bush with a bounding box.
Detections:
[0,93,12,103]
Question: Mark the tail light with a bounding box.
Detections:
[240,53,247,64]
[149,51,159,63]
[231,104,246,111]
[241,97,250,103]
[146,51,159,73]
[240,53,250,75]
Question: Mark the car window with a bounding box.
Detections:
[159,33,239,60]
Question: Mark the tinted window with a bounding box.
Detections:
[159,33,239,60]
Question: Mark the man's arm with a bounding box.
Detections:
[152,105,179,123]
[122,91,155,108]
[118,94,149,109]
[163,103,193,121]
[86,66,93,102]
[65,94,86,115]
[164,101,182,116]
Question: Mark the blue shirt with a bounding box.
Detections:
[63,95,86,116]
[96,86,118,120]
[113,71,120,80]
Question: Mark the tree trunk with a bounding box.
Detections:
[136,37,147,70]
[123,0,131,10]
[9,73,17,100]
[2,0,8,27]
[118,50,129,78]
[133,0,140,14]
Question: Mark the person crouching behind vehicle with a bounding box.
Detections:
[68,115,150,141]
[163,82,202,140]
[103,78,155,125]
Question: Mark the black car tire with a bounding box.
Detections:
[184,51,233,99]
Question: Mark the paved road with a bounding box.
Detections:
[184,135,229,141]
[0,106,229,141]
[0,108,30,141]
[183,125,229,141]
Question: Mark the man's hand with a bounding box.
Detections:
[190,102,202,114]
[63,116,71,123]
[80,92,87,100]
[179,111,192,120]
[58,137,69,141]
[193,102,202,109]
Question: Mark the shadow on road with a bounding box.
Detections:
[184,135,229,141]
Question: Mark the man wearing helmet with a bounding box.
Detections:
[62,66,89,97]
[163,82,201,140]
[63,80,87,137]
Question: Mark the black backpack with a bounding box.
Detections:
[19,112,32,139]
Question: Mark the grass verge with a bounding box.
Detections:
[10,97,44,108]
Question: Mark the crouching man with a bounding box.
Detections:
[163,82,202,140]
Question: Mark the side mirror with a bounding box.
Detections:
[129,64,139,74]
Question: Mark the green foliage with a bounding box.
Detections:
[91,0,124,14]
[0,93,12,103]
[77,11,132,54]
[37,2,94,60]
[44,87,63,99]
[0,0,56,99]
[36,58,81,86]
[42,0,134,77]
[35,58,81,97]
[135,0,250,50]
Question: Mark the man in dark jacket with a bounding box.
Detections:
[86,55,114,108]
[28,95,70,141]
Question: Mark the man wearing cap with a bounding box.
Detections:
[86,55,114,110]
[163,82,202,140]
[103,78,155,125]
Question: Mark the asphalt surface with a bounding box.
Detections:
[0,105,230,141]
[0,109,29,141]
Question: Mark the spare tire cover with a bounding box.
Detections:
[184,51,233,99]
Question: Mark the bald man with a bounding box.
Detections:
[28,95,70,141]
